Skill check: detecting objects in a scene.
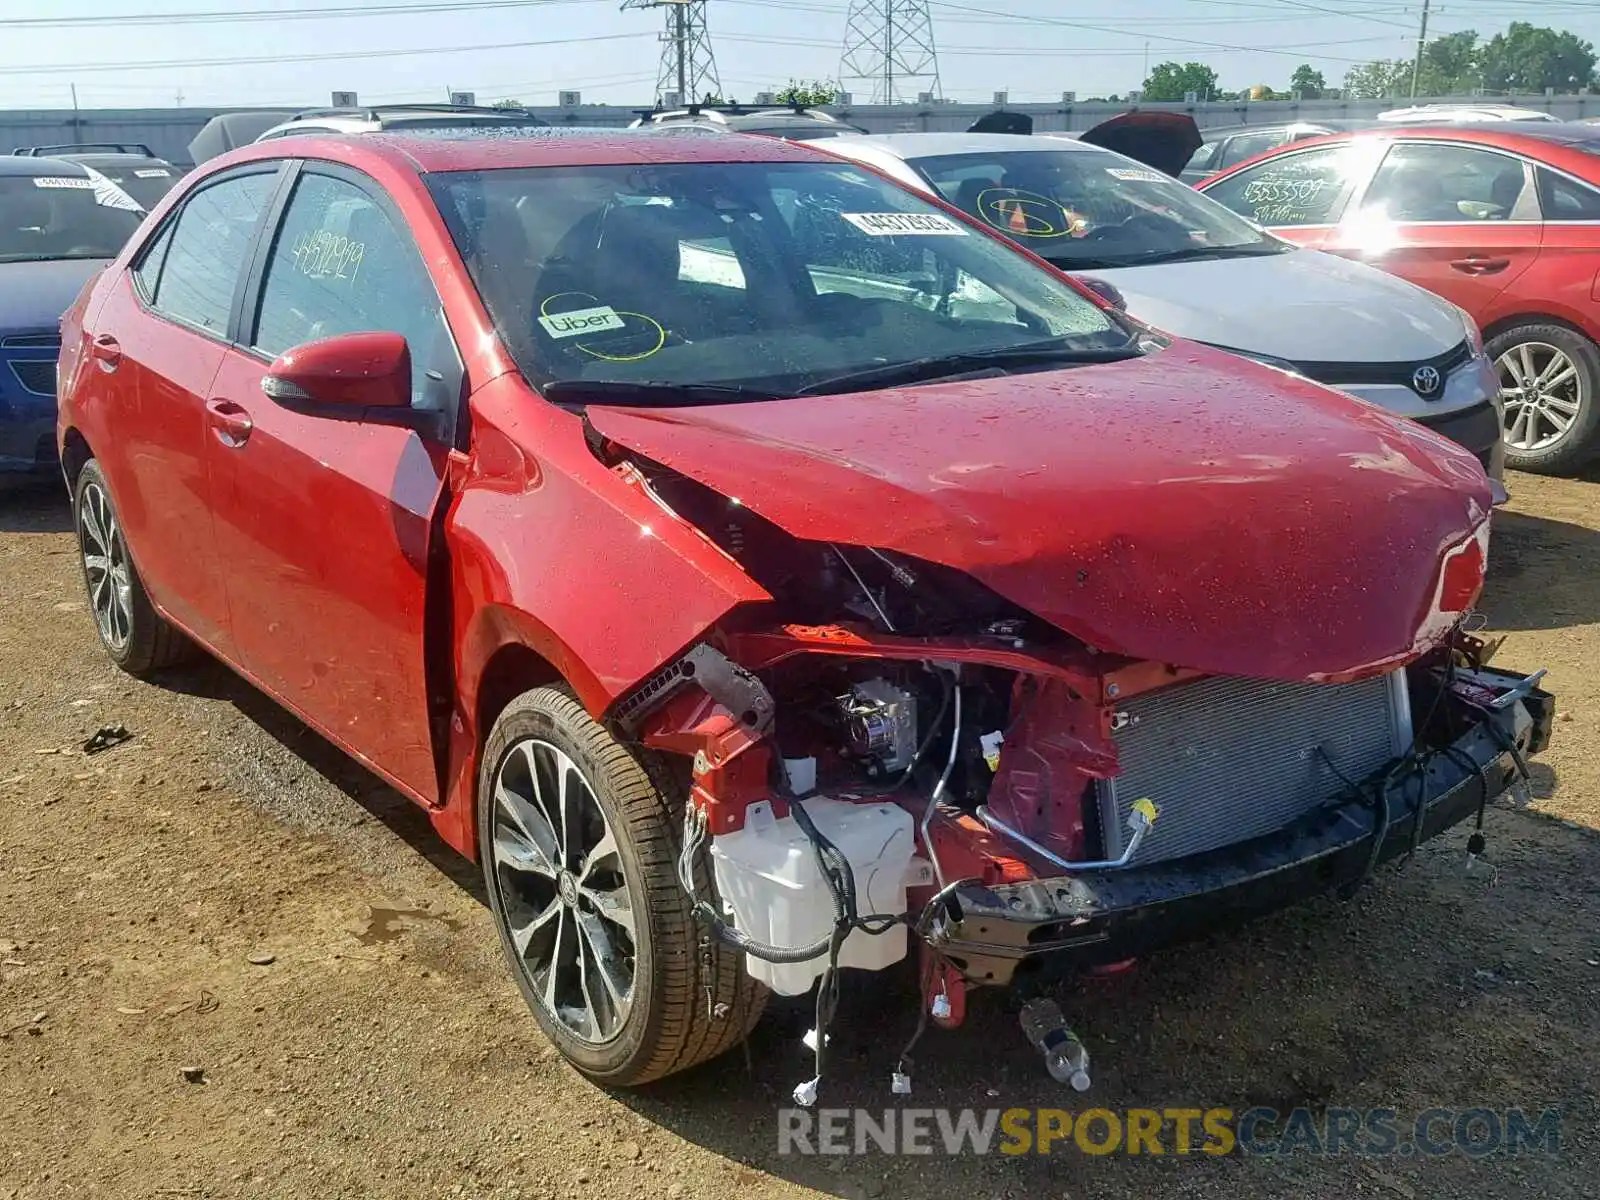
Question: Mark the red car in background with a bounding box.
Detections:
[1199,122,1600,476]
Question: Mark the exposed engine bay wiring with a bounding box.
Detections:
[920,678,962,890]
[831,543,895,633]
[629,481,1550,1102]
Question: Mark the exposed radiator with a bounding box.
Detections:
[1096,672,1410,868]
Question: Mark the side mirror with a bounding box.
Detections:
[261,330,411,411]
[1075,275,1128,311]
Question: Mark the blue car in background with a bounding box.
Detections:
[1,156,143,480]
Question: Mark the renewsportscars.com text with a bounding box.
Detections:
[777,1106,1562,1158]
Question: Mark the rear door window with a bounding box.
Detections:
[1203,144,1367,227]
[147,172,277,335]
[1360,142,1532,222]
[132,221,174,300]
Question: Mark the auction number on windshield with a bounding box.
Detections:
[289,229,366,283]
[1240,177,1330,224]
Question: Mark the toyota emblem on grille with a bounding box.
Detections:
[1412,364,1443,396]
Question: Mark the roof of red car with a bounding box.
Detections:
[234,127,833,175]
[1336,121,1600,151]
[1202,120,1600,184]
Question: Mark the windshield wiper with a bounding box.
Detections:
[1102,242,1286,268]
[0,252,113,263]
[542,379,791,407]
[794,340,1142,397]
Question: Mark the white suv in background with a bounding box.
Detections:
[254,103,550,141]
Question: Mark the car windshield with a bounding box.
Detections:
[427,160,1132,399]
[88,164,178,210]
[909,147,1287,270]
[0,173,144,262]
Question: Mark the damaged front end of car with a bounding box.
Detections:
[578,365,1554,1098]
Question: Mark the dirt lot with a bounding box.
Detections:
[2,474,1598,1200]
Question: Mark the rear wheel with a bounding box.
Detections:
[478,684,767,1085]
[72,460,192,676]
[1490,322,1600,476]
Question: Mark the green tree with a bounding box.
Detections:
[1289,64,1326,99]
[1342,59,1411,99]
[491,98,523,109]
[1140,61,1220,102]
[1480,22,1596,94]
[773,79,841,107]
[1415,29,1481,94]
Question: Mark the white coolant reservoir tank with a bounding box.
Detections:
[710,796,915,995]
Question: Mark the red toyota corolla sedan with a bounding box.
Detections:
[55,128,1551,1090]
[1198,122,1600,476]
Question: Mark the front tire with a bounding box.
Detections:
[72,459,191,676]
[478,684,767,1085]
[1490,322,1600,475]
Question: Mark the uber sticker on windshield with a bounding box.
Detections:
[31,176,92,190]
[1107,167,1166,182]
[539,306,627,339]
[840,211,968,236]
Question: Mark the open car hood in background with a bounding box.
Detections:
[968,109,1035,136]
[1077,111,1203,177]
[586,344,1492,683]
[187,111,298,163]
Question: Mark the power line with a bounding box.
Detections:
[1261,0,1416,32]
[0,32,651,77]
[723,0,1420,25]
[0,0,605,28]
[726,29,1400,57]
[924,1,1413,64]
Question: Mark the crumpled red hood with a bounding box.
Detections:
[587,344,1493,681]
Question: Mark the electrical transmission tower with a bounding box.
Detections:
[840,0,941,104]
[621,0,723,106]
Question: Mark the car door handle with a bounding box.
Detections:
[1450,256,1510,275]
[90,334,121,371]
[206,398,254,447]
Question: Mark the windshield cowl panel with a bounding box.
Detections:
[427,160,1129,403]
[908,147,1284,271]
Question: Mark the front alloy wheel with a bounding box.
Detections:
[477,685,766,1085]
[491,738,637,1044]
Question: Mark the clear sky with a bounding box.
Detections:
[1,0,1597,111]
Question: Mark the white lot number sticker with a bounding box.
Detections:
[841,211,969,236]
[134,168,172,178]
[1107,167,1165,183]
[539,305,627,339]
[32,176,92,190]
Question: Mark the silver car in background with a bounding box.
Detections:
[820,132,1506,482]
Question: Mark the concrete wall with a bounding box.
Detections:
[4,94,1596,166]
[829,92,1600,134]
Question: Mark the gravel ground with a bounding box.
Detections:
[2,474,1598,1200]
